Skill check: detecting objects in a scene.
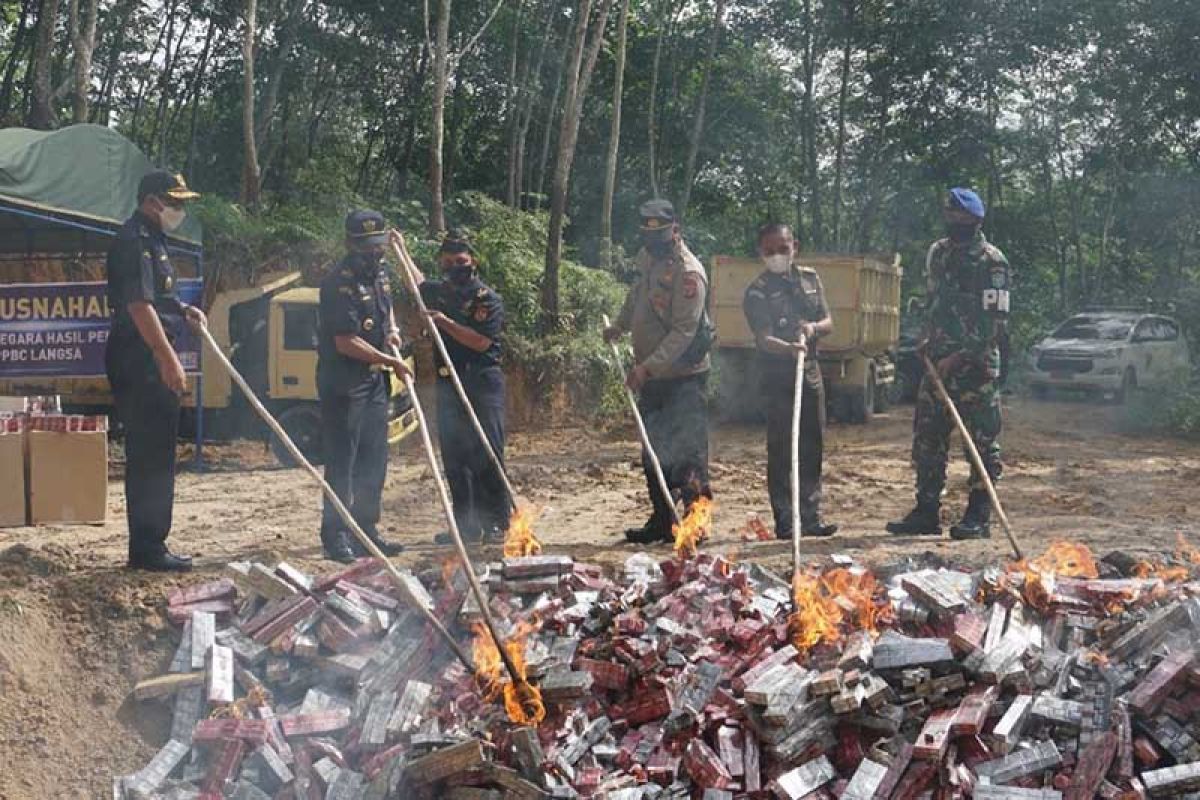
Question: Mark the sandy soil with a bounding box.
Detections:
[0,396,1197,797]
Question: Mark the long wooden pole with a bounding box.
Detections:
[389,235,519,512]
[195,324,472,671]
[790,337,807,585]
[920,354,1024,560]
[602,314,681,526]
[389,351,533,706]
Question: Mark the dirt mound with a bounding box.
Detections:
[0,548,176,798]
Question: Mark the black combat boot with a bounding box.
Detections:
[625,511,673,545]
[950,490,991,540]
[351,526,404,557]
[801,521,839,538]
[885,502,942,536]
[321,530,356,564]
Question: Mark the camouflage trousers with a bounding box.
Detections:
[911,369,1002,507]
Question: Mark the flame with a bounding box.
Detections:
[470,621,545,725]
[1008,541,1098,610]
[1177,533,1200,566]
[821,568,889,634]
[502,506,542,559]
[1133,560,1190,583]
[673,497,713,559]
[788,571,844,652]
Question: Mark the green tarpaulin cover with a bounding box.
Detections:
[0,124,201,245]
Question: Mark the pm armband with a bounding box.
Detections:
[982,289,1010,313]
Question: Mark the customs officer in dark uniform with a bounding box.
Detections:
[409,230,510,545]
[743,223,838,539]
[316,210,410,563]
[105,170,204,572]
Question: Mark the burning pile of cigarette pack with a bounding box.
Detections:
[117,538,1200,800]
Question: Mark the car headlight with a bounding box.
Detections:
[1096,347,1124,359]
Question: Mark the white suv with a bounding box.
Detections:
[1028,311,1190,402]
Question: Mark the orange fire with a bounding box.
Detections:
[788,571,844,652]
[1009,541,1099,610]
[503,506,542,559]
[822,567,890,634]
[673,497,714,559]
[470,621,546,726]
[1133,561,1190,583]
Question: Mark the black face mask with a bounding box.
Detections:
[644,237,674,259]
[446,265,474,284]
[947,223,978,243]
[349,251,384,273]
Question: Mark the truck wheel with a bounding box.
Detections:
[272,404,324,467]
[848,373,876,424]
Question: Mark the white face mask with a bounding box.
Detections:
[159,205,186,232]
[764,254,792,274]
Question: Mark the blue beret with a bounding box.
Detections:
[948,188,985,220]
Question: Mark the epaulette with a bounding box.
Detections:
[751,275,767,289]
[797,265,818,274]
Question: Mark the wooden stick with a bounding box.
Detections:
[920,354,1024,560]
[389,235,519,512]
[389,352,531,700]
[790,337,807,589]
[195,324,473,671]
[602,314,681,526]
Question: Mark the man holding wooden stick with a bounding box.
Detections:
[407,230,511,545]
[887,188,1011,541]
[315,210,410,563]
[743,223,837,539]
[604,199,714,545]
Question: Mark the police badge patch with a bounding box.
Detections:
[473,304,490,323]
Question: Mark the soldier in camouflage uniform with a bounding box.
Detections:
[887,188,1010,540]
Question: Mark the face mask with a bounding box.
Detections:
[764,254,791,274]
[644,237,674,259]
[350,251,384,272]
[159,205,186,232]
[947,222,977,243]
[446,265,474,284]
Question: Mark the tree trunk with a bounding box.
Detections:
[394,47,429,196]
[175,18,215,173]
[256,0,307,156]
[830,1,853,251]
[27,0,61,129]
[800,0,823,249]
[533,33,568,207]
[504,0,525,207]
[444,70,468,200]
[151,4,192,162]
[0,0,35,124]
[130,10,171,140]
[428,0,451,233]
[646,0,667,199]
[515,8,555,209]
[678,0,725,221]
[541,0,614,331]
[600,0,630,269]
[241,0,261,208]
[69,0,97,122]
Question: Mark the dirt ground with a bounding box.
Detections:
[1,395,1198,798]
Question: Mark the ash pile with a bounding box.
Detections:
[117,540,1200,800]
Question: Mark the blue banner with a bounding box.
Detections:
[0,279,202,378]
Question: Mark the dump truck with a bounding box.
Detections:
[0,270,420,466]
[709,253,902,423]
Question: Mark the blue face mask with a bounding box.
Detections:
[350,251,384,273]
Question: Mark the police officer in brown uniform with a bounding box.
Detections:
[743,223,838,539]
[604,199,714,544]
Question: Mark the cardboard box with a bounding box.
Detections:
[28,428,107,524]
[0,417,26,527]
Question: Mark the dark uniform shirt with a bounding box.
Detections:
[317,256,394,392]
[106,211,186,378]
[419,277,504,374]
[743,265,830,386]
